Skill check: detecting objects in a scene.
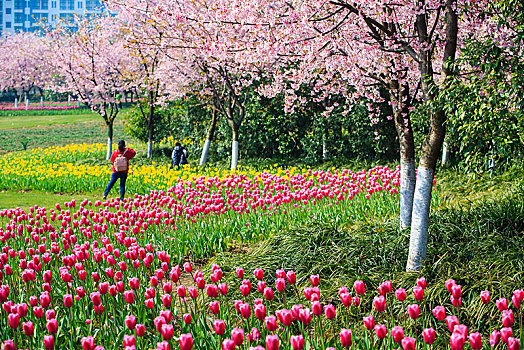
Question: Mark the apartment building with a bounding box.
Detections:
[1,0,107,34]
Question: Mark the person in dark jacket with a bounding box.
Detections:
[171,142,188,170]
[103,140,136,201]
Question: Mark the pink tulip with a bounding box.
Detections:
[324,304,336,320]
[214,319,226,335]
[310,274,319,286]
[255,304,267,320]
[222,339,236,350]
[453,324,468,338]
[352,296,360,306]
[209,301,220,315]
[161,324,174,340]
[508,337,521,350]
[432,306,446,320]
[81,336,95,350]
[286,271,296,285]
[375,325,387,339]
[450,332,465,350]
[179,334,193,350]
[468,332,482,350]
[47,319,58,334]
[44,335,55,350]
[445,279,456,292]
[276,278,286,293]
[395,288,407,301]
[512,294,522,309]
[501,327,513,343]
[497,298,508,311]
[391,326,404,344]
[290,335,304,350]
[125,315,137,330]
[490,330,501,346]
[124,290,135,304]
[123,335,135,347]
[265,315,278,331]
[374,296,385,312]
[503,309,514,327]
[183,313,192,325]
[183,262,192,272]
[8,313,19,329]
[240,303,251,319]
[231,328,244,346]
[401,337,416,350]
[423,328,435,345]
[154,316,166,333]
[23,321,34,336]
[446,315,459,332]
[413,286,424,301]
[339,329,352,348]
[254,268,264,280]
[264,287,274,301]
[363,315,375,330]
[266,334,279,350]
[136,324,146,337]
[353,280,365,295]
[480,290,490,304]
[416,277,427,289]
[407,304,419,320]
[4,341,14,350]
[236,267,244,278]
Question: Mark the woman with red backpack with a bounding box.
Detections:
[103,140,136,201]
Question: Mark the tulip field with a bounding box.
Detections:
[0,142,521,350]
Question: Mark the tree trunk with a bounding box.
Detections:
[442,141,449,165]
[200,109,219,166]
[406,1,458,272]
[322,132,328,161]
[230,123,239,171]
[15,98,18,108]
[389,81,416,230]
[106,122,113,161]
[147,106,155,158]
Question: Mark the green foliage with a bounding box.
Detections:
[122,104,177,144]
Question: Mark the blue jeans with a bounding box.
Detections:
[104,172,128,199]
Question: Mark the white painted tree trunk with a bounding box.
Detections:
[25,99,29,110]
[147,138,153,158]
[406,166,434,271]
[200,139,211,166]
[68,95,71,102]
[40,96,44,107]
[77,100,80,107]
[322,136,328,161]
[106,137,112,160]
[231,140,239,171]
[400,159,416,230]
[442,142,448,165]
[15,98,18,108]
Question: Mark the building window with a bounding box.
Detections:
[15,12,25,23]
[15,0,25,10]
[32,0,49,10]
[6,8,12,14]
[6,22,12,28]
[77,1,82,9]
[51,1,56,8]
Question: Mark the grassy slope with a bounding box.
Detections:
[0,113,101,129]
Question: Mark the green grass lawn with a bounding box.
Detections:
[0,189,103,210]
[0,113,100,129]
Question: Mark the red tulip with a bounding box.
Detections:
[265,315,278,331]
[501,327,513,343]
[157,340,169,350]
[445,316,459,332]
[231,328,244,346]
[275,278,285,293]
[23,321,34,336]
[135,324,145,337]
[240,303,251,319]
[480,290,490,304]
[408,304,419,320]
[235,267,244,278]
[416,277,427,289]
[352,296,360,306]
[183,313,192,325]
[468,332,482,350]
[324,304,336,320]
[395,288,407,301]
[44,335,55,350]
[413,286,424,301]
[311,301,321,316]
[125,315,137,330]
[340,329,352,348]
[512,294,522,309]
[183,262,192,273]
[340,292,351,306]
[266,334,279,350]
[214,319,225,335]
[373,296,385,312]
[453,324,468,338]
[4,340,15,350]
[255,304,267,320]
[290,335,304,350]
[123,335,135,347]
[81,336,95,350]
[353,280,365,295]
[310,274,319,286]
[47,319,58,334]
[503,309,514,327]
[222,339,236,350]
[161,324,174,340]
[423,328,435,345]
[8,313,19,329]
[286,271,296,285]
[490,330,501,347]
[264,287,274,301]
[218,283,228,296]
[497,298,508,311]
[508,337,521,350]
[401,337,416,350]
[299,308,312,325]
[33,306,43,319]
[375,325,387,339]
[391,326,404,344]
[254,268,264,280]
[450,332,465,350]
[257,281,267,293]
[432,306,446,320]
[124,290,135,304]
[445,279,456,291]
[363,315,375,330]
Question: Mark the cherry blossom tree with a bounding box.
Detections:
[46,17,133,160]
[0,32,50,102]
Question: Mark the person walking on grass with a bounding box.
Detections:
[171,142,188,170]
[103,140,136,201]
